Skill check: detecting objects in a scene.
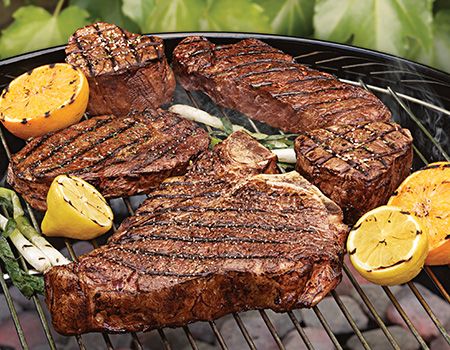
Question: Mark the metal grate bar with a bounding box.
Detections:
[312,306,343,350]
[209,320,228,349]
[287,311,315,350]
[259,310,286,349]
[424,267,450,302]
[382,286,429,350]
[232,313,257,350]
[183,326,199,350]
[340,78,450,117]
[330,291,370,350]
[0,265,29,349]
[343,264,400,349]
[387,87,450,161]
[407,282,450,344]
[412,145,429,165]
[158,329,172,350]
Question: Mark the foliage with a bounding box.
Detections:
[0,0,449,72]
[0,2,89,58]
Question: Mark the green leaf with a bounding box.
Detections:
[70,0,139,32]
[313,0,434,57]
[3,0,11,7]
[203,0,271,32]
[0,5,90,59]
[122,0,155,31]
[432,10,450,72]
[123,0,203,33]
[256,0,315,36]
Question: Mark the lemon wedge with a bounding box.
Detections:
[0,63,88,139]
[41,175,113,240]
[347,205,428,285]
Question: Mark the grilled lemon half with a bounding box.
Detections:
[42,175,113,240]
[388,162,450,265]
[347,206,428,286]
[0,63,88,139]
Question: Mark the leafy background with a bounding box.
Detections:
[0,0,449,73]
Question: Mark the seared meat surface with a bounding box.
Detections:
[173,36,391,133]
[7,109,209,211]
[45,131,348,335]
[295,121,413,222]
[66,22,175,116]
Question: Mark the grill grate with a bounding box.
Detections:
[0,33,449,350]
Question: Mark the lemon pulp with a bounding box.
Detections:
[42,175,113,240]
[347,206,428,285]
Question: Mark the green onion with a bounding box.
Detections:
[169,104,297,163]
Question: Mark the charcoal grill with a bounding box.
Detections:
[0,33,449,350]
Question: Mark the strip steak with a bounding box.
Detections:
[173,36,391,133]
[7,109,209,211]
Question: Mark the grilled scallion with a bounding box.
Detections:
[169,104,297,163]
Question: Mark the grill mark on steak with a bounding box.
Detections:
[117,232,302,246]
[16,133,53,162]
[273,86,350,98]
[235,66,298,80]
[72,31,95,76]
[93,23,118,69]
[190,44,265,57]
[210,59,293,77]
[129,219,317,234]
[116,26,140,64]
[104,256,207,278]
[35,119,139,177]
[115,247,288,261]
[158,179,226,188]
[20,117,114,177]
[249,75,333,89]
[146,192,222,200]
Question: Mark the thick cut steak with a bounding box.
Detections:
[173,36,391,133]
[45,131,348,335]
[66,22,175,116]
[7,109,209,211]
[295,121,413,223]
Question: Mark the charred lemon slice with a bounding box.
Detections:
[347,206,428,286]
[42,175,113,240]
[0,63,88,139]
[388,162,450,265]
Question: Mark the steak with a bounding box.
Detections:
[66,22,175,116]
[45,131,348,335]
[295,121,413,223]
[7,109,209,211]
[173,36,391,133]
